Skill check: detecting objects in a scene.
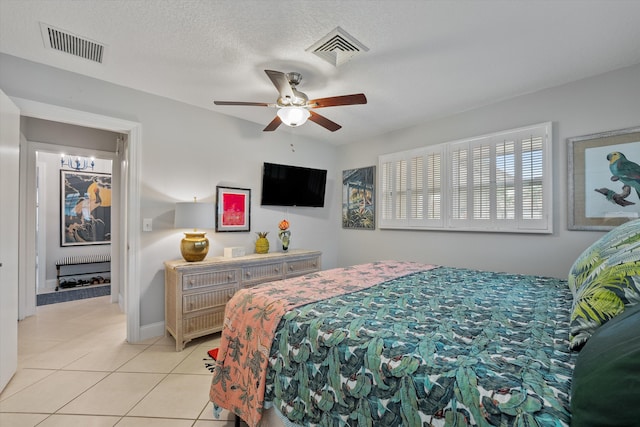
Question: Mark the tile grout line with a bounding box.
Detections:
[5,295,235,426]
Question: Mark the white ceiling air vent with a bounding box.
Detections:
[306,26,368,67]
[40,23,105,63]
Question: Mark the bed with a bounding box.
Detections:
[208,219,640,427]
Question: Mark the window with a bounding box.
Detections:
[378,122,552,233]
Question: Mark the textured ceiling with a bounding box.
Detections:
[1,0,640,145]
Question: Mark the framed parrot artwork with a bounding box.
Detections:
[568,126,640,230]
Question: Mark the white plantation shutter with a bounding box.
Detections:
[409,156,423,222]
[451,147,468,221]
[473,144,491,220]
[379,154,409,227]
[379,146,445,228]
[449,140,494,228]
[425,152,442,223]
[395,159,407,220]
[517,133,548,230]
[496,140,515,220]
[379,122,552,233]
[380,160,393,222]
[521,135,544,220]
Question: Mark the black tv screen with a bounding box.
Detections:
[261,162,327,207]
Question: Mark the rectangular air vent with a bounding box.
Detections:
[40,23,105,63]
[306,26,368,67]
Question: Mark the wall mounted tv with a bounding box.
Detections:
[261,162,327,207]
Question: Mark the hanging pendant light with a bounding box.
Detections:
[61,154,95,171]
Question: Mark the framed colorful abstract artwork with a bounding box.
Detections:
[216,186,251,232]
[61,170,112,246]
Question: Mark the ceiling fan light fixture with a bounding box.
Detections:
[215,69,366,132]
[277,107,310,127]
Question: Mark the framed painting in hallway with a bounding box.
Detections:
[60,170,112,246]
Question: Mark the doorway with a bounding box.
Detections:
[34,149,114,306]
[14,97,142,344]
[21,132,120,311]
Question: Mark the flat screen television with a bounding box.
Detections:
[261,162,327,207]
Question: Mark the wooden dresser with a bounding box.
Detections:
[164,249,321,351]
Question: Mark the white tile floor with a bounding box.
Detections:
[0,296,245,427]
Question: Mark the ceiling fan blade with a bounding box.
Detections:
[214,101,272,107]
[264,70,295,100]
[308,93,367,108]
[263,115,282,132]
[308,111,342,132]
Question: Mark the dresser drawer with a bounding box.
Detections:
[242,262,284,285]
[182,269,239,290]
[183,308,226,336]
[183,285,237,314]
[285,256,320,277]
[166,250,321,350]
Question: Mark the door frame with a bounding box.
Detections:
[13,97,142,343]
[0,90,20,392]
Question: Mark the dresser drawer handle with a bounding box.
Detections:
[274,267,279,273]
[245,272,251,277]
[189,279,195,285]
[289,265,294,271]
[227,292,234,300]
[228,273,234,280]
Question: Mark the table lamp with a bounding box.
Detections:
[174,198,215,262]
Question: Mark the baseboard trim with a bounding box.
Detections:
[39,279,58,294]
[138,321,165,342]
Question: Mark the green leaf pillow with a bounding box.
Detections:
[568,218,640,350]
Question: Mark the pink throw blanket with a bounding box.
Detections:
[209,261,436,427]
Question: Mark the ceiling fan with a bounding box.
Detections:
[214,70,367,132]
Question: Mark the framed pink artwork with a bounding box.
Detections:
[216,186,251,232]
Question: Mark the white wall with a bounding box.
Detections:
[336,62,640,279]
[22,116,119,152]
[3,51,638,330]
[0,53,339,328]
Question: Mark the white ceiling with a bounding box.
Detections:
[2,0,640,145]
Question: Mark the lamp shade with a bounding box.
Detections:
[277,107,311,127]
[175,202,215,230]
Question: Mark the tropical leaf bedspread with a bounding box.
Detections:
[210,263,576,427]
[263,266,576,427]
[210,261,436,426]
